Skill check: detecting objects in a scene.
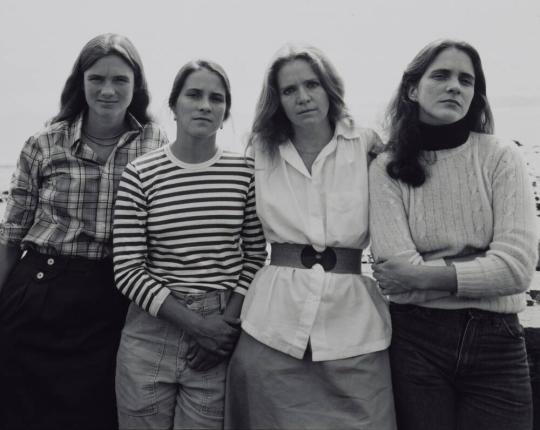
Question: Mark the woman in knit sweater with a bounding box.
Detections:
[369,39,537,430]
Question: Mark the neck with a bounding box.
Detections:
[171,131,218,164]
[417,118,471,151]
[292,120,333,153]
[85,111,127,138]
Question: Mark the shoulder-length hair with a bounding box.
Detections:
[51,33,152,125]
[249,44,351,156]
[385,39,494,187]
[168,59,232,121]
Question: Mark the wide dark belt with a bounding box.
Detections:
[270,243,362,274]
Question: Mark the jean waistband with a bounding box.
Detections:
[389,303,518,320]
[270,243,362,274]
[21,249,112,271]
[171,289,230,313]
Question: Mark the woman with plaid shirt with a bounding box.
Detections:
[0,33,167,430]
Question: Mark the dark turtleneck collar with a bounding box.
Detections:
[418,117,471,151]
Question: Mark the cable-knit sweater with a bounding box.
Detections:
[369,132,538,313]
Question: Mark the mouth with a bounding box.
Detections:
[440,99,461,107]
[193,117,212,123]
[298,108,317,115]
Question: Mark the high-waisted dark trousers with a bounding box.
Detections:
[0,250,128,430]
[389,303,533,430]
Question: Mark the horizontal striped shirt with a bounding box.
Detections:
[0,113,167,259]
[113,144,268,316]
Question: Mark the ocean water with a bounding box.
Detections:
[1,165,540,327]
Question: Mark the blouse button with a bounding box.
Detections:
[47,258,55,266]
[36,272,44,280]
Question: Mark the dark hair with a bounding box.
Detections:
[52,33,151,125]
[385,39,494,187]
[249,44,351,156]
[168,60,232,121]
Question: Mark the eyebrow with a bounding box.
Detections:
[86,73,131,79]
[184,87,225,96]
[430,68,475,80]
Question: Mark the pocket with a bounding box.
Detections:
[327,191,367,242]
[116,312,169,416]
[0,260,51,327]
[501,316,525,340]
[0,262,33,321]
[389,303,423,316]
[200,360,227,417]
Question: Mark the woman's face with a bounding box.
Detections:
[174,69,227,140]
[277,59,330,130]
[409,48,475,126]
[84,54,135,122]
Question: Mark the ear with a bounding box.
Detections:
[408,86,418,102]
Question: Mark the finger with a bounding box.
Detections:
[186,343,199,360]
[223,316,241,327]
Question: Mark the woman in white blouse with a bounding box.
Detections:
[224,44,396,430]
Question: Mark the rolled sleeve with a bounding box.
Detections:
[0,137,41,246]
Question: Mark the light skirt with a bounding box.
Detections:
[225,331,396,430]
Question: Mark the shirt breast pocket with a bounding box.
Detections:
[326,191,367,245]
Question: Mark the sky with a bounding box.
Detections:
[1,0,539,166]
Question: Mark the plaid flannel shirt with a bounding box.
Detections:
[0,113,167,259]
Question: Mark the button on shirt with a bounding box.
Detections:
[0,113,167,259]
[241,120,392,361]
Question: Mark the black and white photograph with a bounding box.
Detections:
[0,0,539,429]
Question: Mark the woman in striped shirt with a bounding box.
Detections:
[0,34,166,430]
[112,59,267,429]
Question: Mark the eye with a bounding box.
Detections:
[431,72,446,80]
[210,94,225,103]
[114,76,130,84]
[282,87,295,96]
[306,80,320,89]
[460,76,475,86]
[185,90,201,99]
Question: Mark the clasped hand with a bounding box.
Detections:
[187,314,240,371]
[371,256,423,296]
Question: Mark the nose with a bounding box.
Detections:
[297,86,311,104]
[198,96,211,112]
[100,82,115,97]
[446,76,461,94]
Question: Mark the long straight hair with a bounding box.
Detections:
[52,33,152,125]
[385,39,494,187]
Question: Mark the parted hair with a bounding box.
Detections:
[52,33,151,125]
[168,59,232,121]
[385,39,494,187]
[249,44,351,156]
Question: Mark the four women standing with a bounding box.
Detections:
[0,35,536,430]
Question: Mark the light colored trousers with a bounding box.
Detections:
[116,291,229,430]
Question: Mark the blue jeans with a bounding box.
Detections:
[116,290,230,430]
[389,303,532,430]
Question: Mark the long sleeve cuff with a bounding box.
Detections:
[148,287,172,317]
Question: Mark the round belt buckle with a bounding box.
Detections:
[301,246,337,271]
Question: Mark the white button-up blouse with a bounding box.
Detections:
[241,120,391,361]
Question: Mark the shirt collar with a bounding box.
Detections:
[279,118,359,176]
[334,118,361,140]
[69,111,143,148]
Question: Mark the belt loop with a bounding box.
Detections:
[219,291,226,313]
